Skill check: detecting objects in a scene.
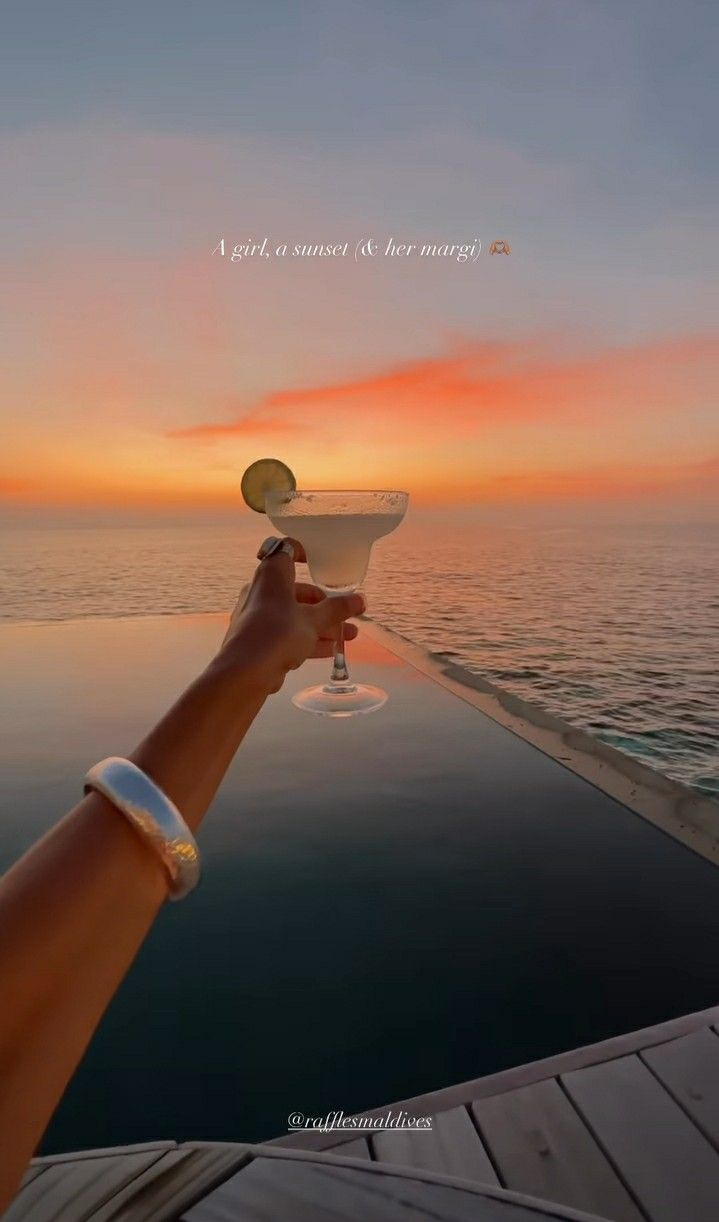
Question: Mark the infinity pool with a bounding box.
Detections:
[1,614,718,1152]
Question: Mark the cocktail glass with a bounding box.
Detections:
[265,489,409,716]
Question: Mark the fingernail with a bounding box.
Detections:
[349,594,366,615]
[257,536,281,560]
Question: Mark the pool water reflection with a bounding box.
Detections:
[0,614,718,1153]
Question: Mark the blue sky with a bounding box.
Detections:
[3,1,715,179]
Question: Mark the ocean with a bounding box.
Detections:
[1,515,717,798]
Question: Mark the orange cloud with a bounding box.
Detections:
[0,476,38,497]
[169,414,308,440]
[168,333,718,443]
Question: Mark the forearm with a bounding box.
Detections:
[0,790,166,1201]
[0,642,269,1205]
[131,643,269,830]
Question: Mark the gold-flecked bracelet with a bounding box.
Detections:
[84,757,201,901]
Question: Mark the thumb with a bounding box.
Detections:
[313,591,366,635]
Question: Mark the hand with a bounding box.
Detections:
[220,538,365,694]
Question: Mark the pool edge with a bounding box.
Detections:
[361,616,719,867]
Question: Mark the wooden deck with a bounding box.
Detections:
[274,999,719,1222]
[7,1001,719,1220]
[6,1145,612,1221]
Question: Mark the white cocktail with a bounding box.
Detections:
[265,489,409,715]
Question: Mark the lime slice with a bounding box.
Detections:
[240,458,297,514]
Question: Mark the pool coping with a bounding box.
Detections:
[361,617,719,867]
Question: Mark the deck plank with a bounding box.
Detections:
[29,1142,177,1166]
[472,1078,643,1222]
[562,1052,719,1222]
[183,1155,556,1221]
[641,1027,719,1148]
[1,1149,166,1222]
[88,1151,192,1221]
[372,1106,498,1184]
[90,1144,251,1221]
[334,1139,371,1161]
[17,1166,47,1189]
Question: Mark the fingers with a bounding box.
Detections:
[256,536,307,565]
[294,581,324,605]
[312,641,339,658]
[313,591,366,635]
[223,581,252,645]
[253,536,304,598]
[234,581,252,612]
[316,621,359,644]
[312,622,359,657]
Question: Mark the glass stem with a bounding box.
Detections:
[330,616,350,683]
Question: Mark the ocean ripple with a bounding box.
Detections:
[1,518,717,798]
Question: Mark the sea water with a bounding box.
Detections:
[0,516,717,795]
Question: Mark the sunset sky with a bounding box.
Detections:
[2,1,717,522]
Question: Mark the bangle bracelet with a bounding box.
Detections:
[84,757,201,901]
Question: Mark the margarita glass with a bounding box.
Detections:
[265,489,409,716]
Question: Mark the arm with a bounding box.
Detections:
[0,541,363,1207]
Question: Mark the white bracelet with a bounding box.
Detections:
[84,757,201,901]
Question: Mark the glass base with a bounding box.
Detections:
[292,681,388,718]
